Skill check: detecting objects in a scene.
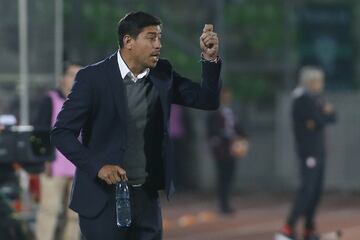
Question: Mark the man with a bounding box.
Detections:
[276,66,336,240]
[207,89,248,215]
[51,11,221,240]
[35,62,82,240]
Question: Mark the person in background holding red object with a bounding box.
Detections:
[34,62,82,240]
[207,89,249,215]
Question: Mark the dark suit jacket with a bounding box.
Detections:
[50,52,221,217]
[292,93,336,160]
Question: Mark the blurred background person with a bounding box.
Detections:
[34,62,81,240]
[277,66,336,240]
[207,88,249,215]
[169,104,192,190]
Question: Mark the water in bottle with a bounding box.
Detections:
[116,181,131,227]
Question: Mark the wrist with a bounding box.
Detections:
[201,53,219,63]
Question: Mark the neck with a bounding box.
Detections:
[120,49,145,75]
[59,88,67,97]
[306,89,320,96]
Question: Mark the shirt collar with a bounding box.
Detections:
[117,50,150,82]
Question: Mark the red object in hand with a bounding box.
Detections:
[29,174,41,203]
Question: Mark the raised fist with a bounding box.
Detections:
[200,24,219,61]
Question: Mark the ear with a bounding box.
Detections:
[123,35,134,50]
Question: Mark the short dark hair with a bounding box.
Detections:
[117,11,161,48]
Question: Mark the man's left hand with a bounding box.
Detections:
[200,24,219,61]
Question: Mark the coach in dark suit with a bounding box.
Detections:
[51,11,221,240]
[278,66,336,240]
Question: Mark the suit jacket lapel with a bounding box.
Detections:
[148,69,171,131]
[106,52,127,123]
[105,53,171,132]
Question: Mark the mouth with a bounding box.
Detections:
[150,53,160,61]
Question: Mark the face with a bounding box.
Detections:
[62,65,81,97]
[125,25,162,69]
[308,75,324,94]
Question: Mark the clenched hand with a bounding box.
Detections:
[200,24,219,61]
[97,165,128,184]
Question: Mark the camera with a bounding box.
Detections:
[0,115,54,164]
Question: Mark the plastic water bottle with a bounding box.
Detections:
[116,181,131,227]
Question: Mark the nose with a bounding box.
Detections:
[155,38,161,49]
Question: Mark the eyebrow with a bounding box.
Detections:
[146,32,162,36]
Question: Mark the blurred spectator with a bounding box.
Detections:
[207,89,249,215]
[277,66,336,240]
[34,62,81,240]
[169,105,193,190]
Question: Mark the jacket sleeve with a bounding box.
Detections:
[304,98,336,128]
[172,60,222,110]
[323,110,337,124]
[50,69,103,179]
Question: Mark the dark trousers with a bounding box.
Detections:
[79,186,162,240]
[215,158,236,212]
[287,155,325,230]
